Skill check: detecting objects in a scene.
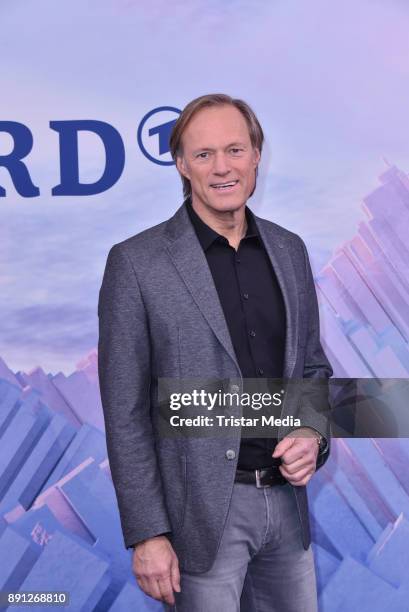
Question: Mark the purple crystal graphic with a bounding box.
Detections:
[2,166,409,610]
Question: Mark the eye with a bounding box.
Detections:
[196,152,209,159]
[230,148,243,155]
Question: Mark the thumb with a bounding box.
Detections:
[272,436,294,458]
[171,556,181,593]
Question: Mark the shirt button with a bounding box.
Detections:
[249,330,256,337]
[243,293,249,300]
[236,258,241,263]
[225,449,236,460]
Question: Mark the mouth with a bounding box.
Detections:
[210,180,239,192]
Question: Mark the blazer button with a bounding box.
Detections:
[230,384,240,394]
[225,449,236,460]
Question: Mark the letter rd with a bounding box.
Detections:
[0,119,173,197]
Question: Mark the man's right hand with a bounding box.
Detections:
[132,535,181,605]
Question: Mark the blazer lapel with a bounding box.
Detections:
[164,204,240,372]
[253,215,299,378]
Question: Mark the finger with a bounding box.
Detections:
[157,576,176,605]
[294,469,315,486]
[272,437,294,458]
[137,577,159,601]
[281,439,318,465]
[280,447,305,466]
[171,558,181,593]
[285,449,318,468]
[280,461,314,479]
[281,464,315,485]
[280,455,311,474]
[146,577,164,602]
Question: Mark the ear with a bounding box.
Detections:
[253,148,261,167]
[176,155,191,180]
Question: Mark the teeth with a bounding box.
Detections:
[212,181,237,188]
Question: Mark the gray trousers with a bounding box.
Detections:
[167,481,318,612]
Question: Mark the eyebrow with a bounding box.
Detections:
[192,142,247,155]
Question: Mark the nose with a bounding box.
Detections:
[212,152,231,176]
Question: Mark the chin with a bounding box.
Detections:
[210,202,242,214]
[207,196,245,212]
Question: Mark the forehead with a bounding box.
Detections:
[182,105,251,149]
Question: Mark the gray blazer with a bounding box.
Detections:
[97,202,333,574]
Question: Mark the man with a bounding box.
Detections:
[98,93,333,611]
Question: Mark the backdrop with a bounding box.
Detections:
[1,1,409,610]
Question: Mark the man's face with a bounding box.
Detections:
[176,105,260,214]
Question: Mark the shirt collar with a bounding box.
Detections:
[185,196,259,252]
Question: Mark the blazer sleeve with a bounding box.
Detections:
[296,238,333,470]
[98,243,171,548]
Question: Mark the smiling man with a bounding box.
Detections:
[98,93,332,611]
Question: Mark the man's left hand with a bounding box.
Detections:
[272,427,321,486]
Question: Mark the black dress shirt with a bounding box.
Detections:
[186,199,287,469]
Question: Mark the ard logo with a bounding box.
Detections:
[0,106,181,197]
